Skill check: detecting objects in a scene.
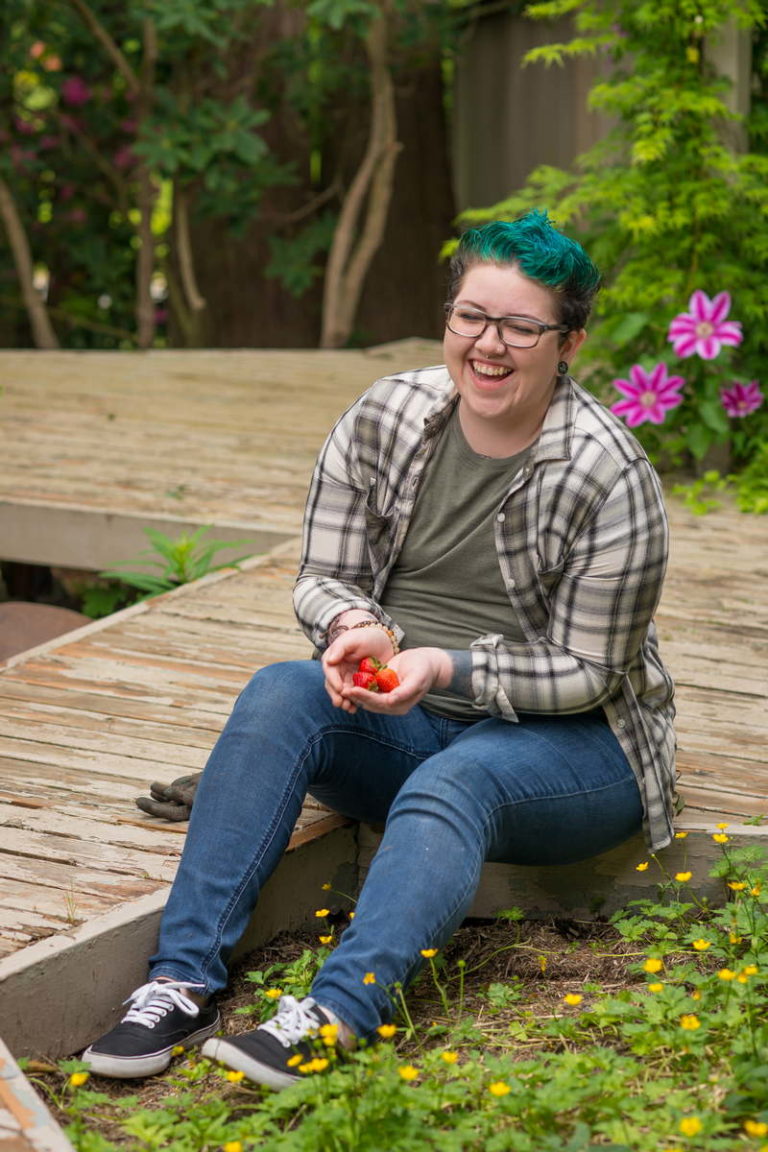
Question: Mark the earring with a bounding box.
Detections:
[557,360,569,376]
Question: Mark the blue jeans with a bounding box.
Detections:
[150,660,642,1039]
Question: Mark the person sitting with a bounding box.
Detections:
[82,209,676,1088]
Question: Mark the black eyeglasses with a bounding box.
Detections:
[444,304,568,349]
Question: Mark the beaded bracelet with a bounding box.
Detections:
[350,619,400,654]
[328,618,400,655]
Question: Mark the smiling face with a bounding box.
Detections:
[443,262,586,455]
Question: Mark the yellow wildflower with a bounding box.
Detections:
[377,1024,397,1039]
[264,988,283,1000]
[680,1014,701,1031]
[398,1064,419,1081]
[679,1116,703,1137]
[752,885,762,897]
[737,973,749,984]
[712,833,729,844]
[675,871,692,883]
[68,1072,89,1088]
[226,1070,245,1083]
[635,861,650,872]
[690,990,701,1001]
[563,993,583,1006]
[692,939,711,951]
[420,948,438,958]
[441,1050,459,1064]
[538,955,547,973]
[321,882,332,890]
[223,1142,243,1152]
[742,964,758,976]
[644,958,664,973]
[348,911,356,919]
[716,822,730,830]
[717,968,737,981]
[287,1055,303,1067]
[363,972,376,985]
[315,908,330,918]
[745,1120,768,1138]
[648,982,664,993]
[730,933,743,944]
[319,935,333,945]
[319,1024,338,1047]
[488,1081,511,1097]
[299,1057,329,1074]
[674,831,689,840]
[171,1045,185,1055]
[728,882,747,891]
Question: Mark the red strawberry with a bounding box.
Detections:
[374,666,400,693]
[358,656,381,675]
[352,671,379,691]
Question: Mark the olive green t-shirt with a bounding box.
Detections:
[380,407,530,720]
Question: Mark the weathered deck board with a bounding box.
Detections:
[0,342,442,569]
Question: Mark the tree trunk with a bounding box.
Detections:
[135,19,158,350]
[320,6,399,349]
[0,177,59,349]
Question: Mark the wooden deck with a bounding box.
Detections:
[0,348,766,1061]
[0,342,442,570]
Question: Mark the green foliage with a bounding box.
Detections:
[237,947,332,1019]
[101,525,254,597]
[266,210,338,297]
[730,441,768,513]
[3,0,457,347]
[46,838,768,1151]
[458,0,768,476]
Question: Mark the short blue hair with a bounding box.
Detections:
[448,210,600,330]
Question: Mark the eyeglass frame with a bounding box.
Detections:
[443,303,570,349]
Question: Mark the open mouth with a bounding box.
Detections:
[471,360,513,383]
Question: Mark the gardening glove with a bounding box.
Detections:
[135,772,202,821]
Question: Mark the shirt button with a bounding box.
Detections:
[508,579,516,589]
[497,512,505,522]
[617,719,626,729]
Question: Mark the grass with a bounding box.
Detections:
[27,835,768,1152]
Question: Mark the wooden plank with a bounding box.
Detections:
[0,1037,75,1152]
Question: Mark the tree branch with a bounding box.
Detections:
[320,4,400,348]
[0,177,59,349]
[66,0,140,96]
[134,18,158,349]
[174,180,206,313]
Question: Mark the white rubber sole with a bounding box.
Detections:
[202,1036,300,1090]
[82,1014,221,1079]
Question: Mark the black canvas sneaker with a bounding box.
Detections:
[82,980,220,1078]
[203,995,342,1090]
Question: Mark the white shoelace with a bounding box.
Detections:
[259,995,322,1049]
[121,980,204,1029]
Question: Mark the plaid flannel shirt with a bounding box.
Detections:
[295,366,677,850]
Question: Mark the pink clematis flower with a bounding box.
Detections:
[720,380,764,418]
[667,290,742,360]
[611,363,685,427]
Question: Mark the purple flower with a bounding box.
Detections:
[667,290,742,360]
[610,363,685,427]
[61,76,91,107]
[720,380,764,418]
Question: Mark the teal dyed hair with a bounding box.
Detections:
[448,210,600,331]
